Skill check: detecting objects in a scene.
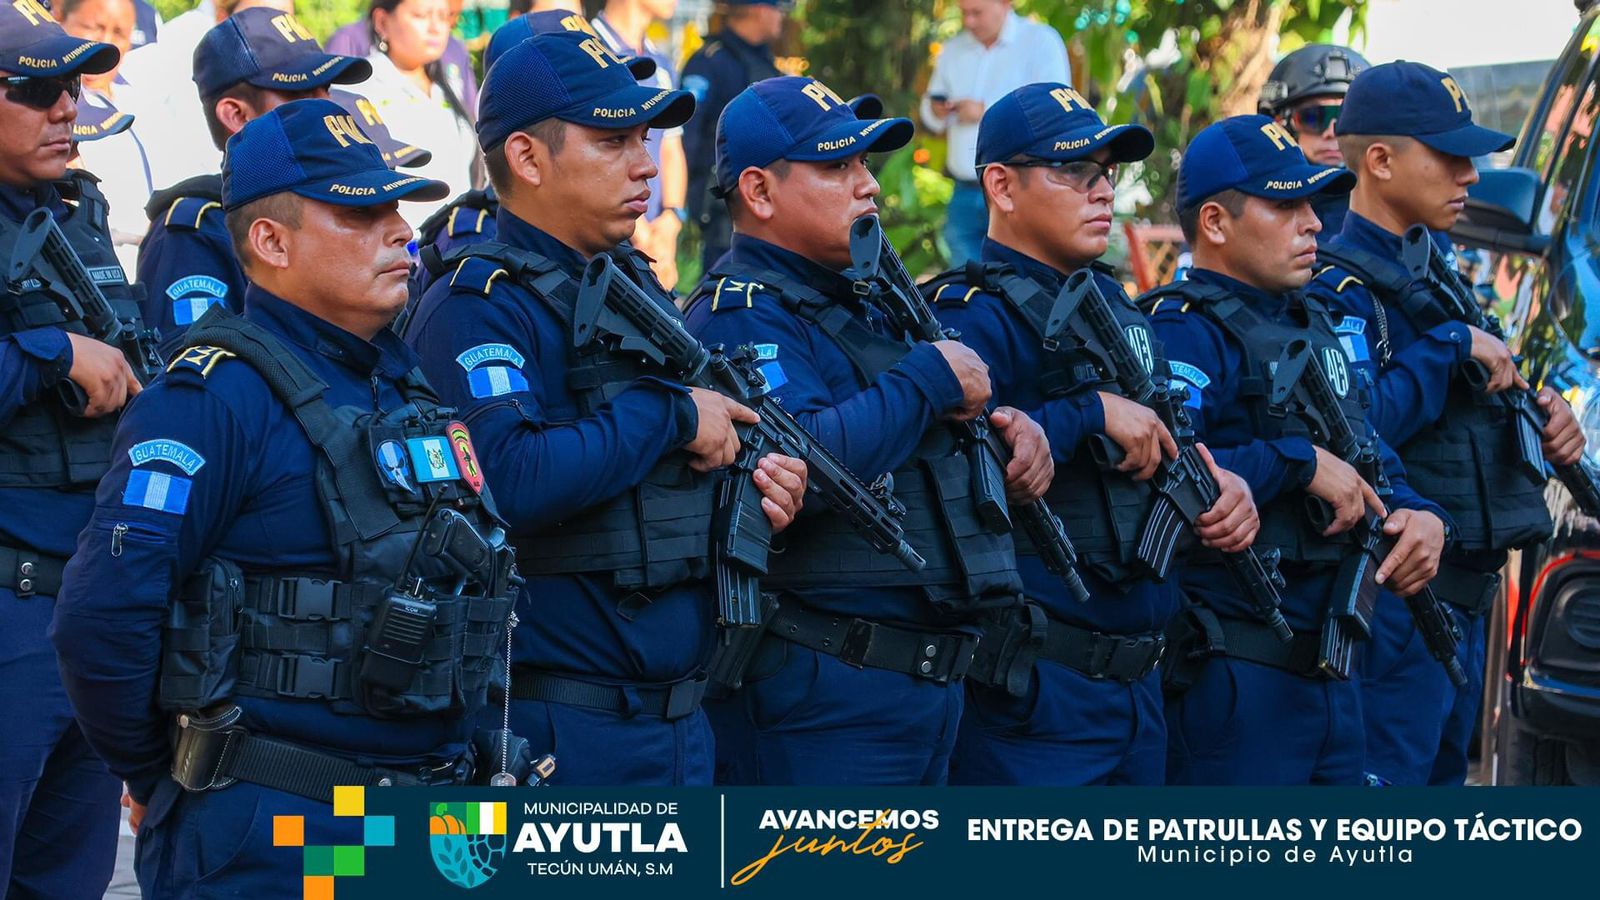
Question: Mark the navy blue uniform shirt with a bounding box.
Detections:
[679,29,779,223]
[405,209,716,682]
[0,182,92,557]
[1147,268,1449,628]
[52,287,470,803]
[1306,211,1471,445]
[136,192,245,357]
[936,238,1178,634]
[684,234,966,626]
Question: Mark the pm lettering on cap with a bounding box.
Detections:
[801,80,846,111]
[323,114,376,148]
[1441,76,1467,113]
[1050,87,1092,112]
[11,0,52,27]
[270,13,314,43]
[578,37,626,68]
[1259,121,1296,152]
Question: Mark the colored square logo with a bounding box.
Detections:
[333,845,364,877]
[332,785,364,818]
[363,815,395,848]
[273,815,305,848]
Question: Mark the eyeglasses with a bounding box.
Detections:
[1290,102,1342,135]
[3,74,82,111]
[1003,157,1119,193]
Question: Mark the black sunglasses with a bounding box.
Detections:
[1290,102,1342,135]
[1002,157,1120,193]
[3,74,82,111]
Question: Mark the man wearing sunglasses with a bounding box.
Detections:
[0,3,144,896]
[136,8,371,356]
[919,83,1259,785]
[683,76,1049,785]
[1308,62,1584,786]
[1259,44,1370,241]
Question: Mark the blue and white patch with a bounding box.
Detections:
[1321,346,1352,398]
[455,343,526,372]
[1168,361,1211,411]
[757,361,788,392]
[167,275,229,326]
[468,366,529,398]
[127,439,205,475]
[121,469,192,515]
[1334,316,1371,365]
[683,74,710,103]
[376,439,416,493]
[753,343,779,361]
[407,436,461,483]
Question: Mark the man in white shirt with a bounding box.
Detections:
[920,0,1068,264]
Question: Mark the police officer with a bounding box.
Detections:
[1307,61,1585,785]
[1147,115,1451,785]
[680,0,785,272]
[683,76,1052,785]
[405,32,808,786]
[412,9,657,297]
[924,84,1259,785]
[52,98,519,896]
[136,8,370,354]
[0,6,137,896]
[1258,43,1370,239]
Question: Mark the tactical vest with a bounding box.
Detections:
[0,171,147,489]
[1316,243,1552,552]
[417,186,497,252]
[1140,279,1371,567]
[437,242,718,593]
[925,261,1160,586]
[157,311,516,720]
[687,268,1023,616]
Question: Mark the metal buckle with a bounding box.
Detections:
[664,677,708,720]
[837,619,875,669]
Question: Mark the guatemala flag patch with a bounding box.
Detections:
[1334,316,1371,365]
[1168,361,1211,411]
[122,470,192,514]
[467,366,529,398]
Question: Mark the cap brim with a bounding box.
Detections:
[849,94,884,120]
[559,84,696,131]
[388,144,433,169]
[1414,123,1515,158]
[293,169,451,207]
[1029,122,1155,165]
[73,107,134,141]
[1241,162,1356,201]
[12,33,119,76]
[785,116,914,162]
[244,54,372,93]
[625,56,657,81]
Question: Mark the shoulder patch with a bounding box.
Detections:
[456,341,530,398]
[449,257,508,297]
[711,276,762,312]
[165,345,236,378]
[121,469,192,515]
[933,282,980,304]
[1333,316,1366,336]
[752,343,779,360]
[164,196,221,232]
[128,439,205,475]
[456,343,526,371]
[1168,360,1210,411]
[166,275,229,326]
[446,204,490,239]
[1334,316,1371,365]
[683,73,711,102]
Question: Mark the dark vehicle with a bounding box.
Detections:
[1451,0,1600,785]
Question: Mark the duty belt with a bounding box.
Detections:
[1431,562,1501,619]
[507,669,708,721]
[768,604,977,683]
[1038,615,1165,682]
[171,710,468,804]
[0,544,66,598]
[1215,616,1333,679]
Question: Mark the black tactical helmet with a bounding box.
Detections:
[1258,44,1372,116]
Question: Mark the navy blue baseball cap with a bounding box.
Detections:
[848,93,884,120]
[330,89,432,169]
[1178,114,1355,212]
[715,76,913,195]
[483,10,656,80]
[193,8,370,101]
[976,82,1153,170]
[222,98,449,210]
[0,0,118,76]
[73,91,133,142]
[1337,60,1514,157]
[478,30,692,152]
